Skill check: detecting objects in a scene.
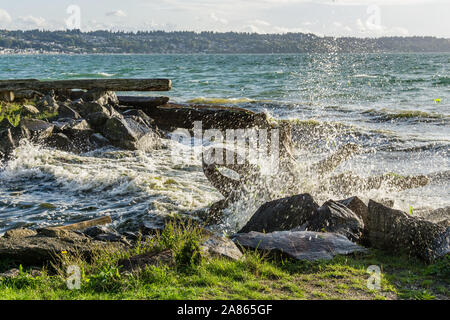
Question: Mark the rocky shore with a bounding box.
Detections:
[0,87,448,280]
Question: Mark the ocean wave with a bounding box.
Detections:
[432,76,450,86]
[62,72,116,78]
[362,108,448,122]
[378,143,450,154]
[353,74,378,79]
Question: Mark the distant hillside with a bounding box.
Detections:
[1,30,449,54]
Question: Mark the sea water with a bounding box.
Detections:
[0,53,448,234]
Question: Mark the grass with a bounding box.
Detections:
[0,221,448,300]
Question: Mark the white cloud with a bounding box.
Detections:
[251,19,271,27]
[0,9,12,24]
[210,13,227,24]
[18,15,47,28]
[106,10,127,17]
[242,20,311,34]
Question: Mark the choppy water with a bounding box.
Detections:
[0,53,449,234]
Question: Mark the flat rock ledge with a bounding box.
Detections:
[232,231,368,262]
[0,228,125,266]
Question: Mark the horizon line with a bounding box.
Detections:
[1,29,449,40]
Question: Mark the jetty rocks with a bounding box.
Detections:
[0,227,126,266]
[233,231,368,262]
[233,194,449,263]
[0,90,166,157]
[0,87,291,160]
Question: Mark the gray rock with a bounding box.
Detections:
[0,268,42,279]
[20,118,54,141]
[0,230,124,265]
[22,104,40,116]
[57,103,81,120]
[61,119,95,152]
[338,196,369,226]
[0,128,17,159]
[239,194,319,234]
[140,220,165,236]
[43,133,74,152]
[118,249,174,272]
[82,226,112,238]
[0,117,12,130]
[367,200,449,263]
[0,268,20,278]
[85,111,110,129]
[82,90,119,107]
[309,200,364,242]
[52,119,76,133]
[202,236,243,261]
[36,94,57,108]
[232,231,368,262]
[36,94,59,113]
[103,116,161,151]
[94,232,123,243]
[3,228,37,239]
[77,102,111,118]
[123,231,140,241]
[122,109,155,128]
[89,133,111,148]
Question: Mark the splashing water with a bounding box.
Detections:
[0,53,449,234]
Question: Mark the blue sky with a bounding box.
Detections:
[0,0,449,37]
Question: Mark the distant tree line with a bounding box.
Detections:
[0,29,449,54]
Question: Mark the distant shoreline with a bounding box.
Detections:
[1,30,449,54]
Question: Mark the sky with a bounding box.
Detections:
[0,0,449,38]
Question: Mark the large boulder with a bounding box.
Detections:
[21,104,40,117]
[338,196,369,226]
[81,90,119,107]
[60,119,95,152]
[36,93,59,113]
[103,116,161,151]
[43,133,75,152]
[367,200,449,262]
[89,133,111,148]
[3,228,37,239]
[238,194,319,234]
[20,118,54,141]
[201,236,243,261]
[232,231,368,262]
[118,250,174,272]
[308,200,364,242]
[0,228,124,266]
[0,128,17,159]
[1,118,55,159]
[57,103,81,120]
[338,196,370,243]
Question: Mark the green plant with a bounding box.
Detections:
[175,236,202,271]
[85,265,123,293]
